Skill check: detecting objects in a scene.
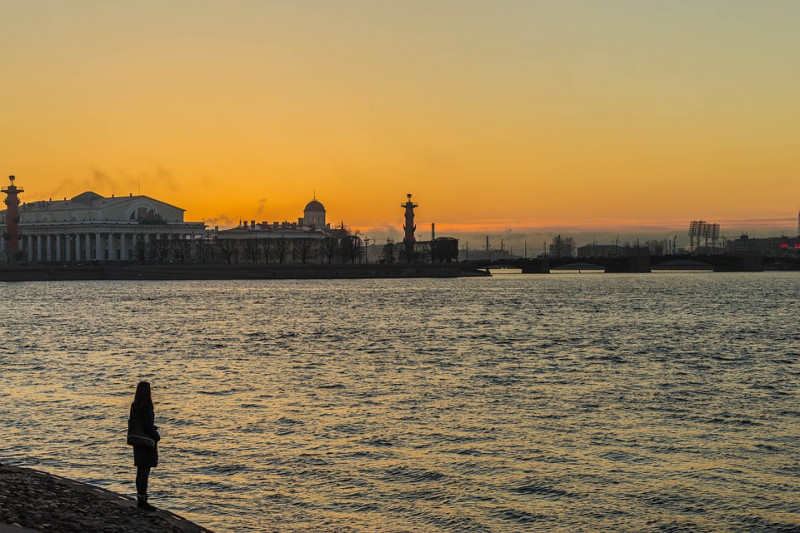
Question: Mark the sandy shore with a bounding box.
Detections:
[0,463,212,533]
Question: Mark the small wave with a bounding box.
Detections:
[585,354,625,363]
[495,508,546,524]
[599,450,656,465]
[692,415,760,426]
[363,437,394,447]
[343,450,387,460]
[385,466,445,483]
[511,482,571,498]
[75,413,106,421]
[297,454,330,466]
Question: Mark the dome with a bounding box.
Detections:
[304,199,325,213]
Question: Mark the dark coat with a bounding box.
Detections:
[130,404,160,468]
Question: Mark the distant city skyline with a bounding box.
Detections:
[2,1,798,241]
[7,179,799,253]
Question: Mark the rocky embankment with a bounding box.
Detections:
[0,464,211,533]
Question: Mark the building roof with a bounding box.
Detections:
[304,199,325,212]
[14,192,185,214]
[71,191,104,202]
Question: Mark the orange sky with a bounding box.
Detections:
[2,1,799,246]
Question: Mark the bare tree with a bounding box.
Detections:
[294,238,315,264]
[259,238,272,264]
[170,237,193,265]
[321,237,339,264]
[413,241,430,263]
[195,236,212,264]
[549,235,576,258]
[382,239,396,264]
[398,244,414,263]
[217,239,240,264]
[272,238,289,264]
[150,237,171,264]
[339,235,363,264]
[243,238,260,264]
[134,235,147,263]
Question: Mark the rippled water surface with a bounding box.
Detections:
[1,273,799,532]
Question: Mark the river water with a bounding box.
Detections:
[1,273,798,532]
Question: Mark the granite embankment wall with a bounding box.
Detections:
[0,263,490,281]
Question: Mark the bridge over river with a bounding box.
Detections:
[475,253,799,273]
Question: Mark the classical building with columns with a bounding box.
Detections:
[0,188,205,263]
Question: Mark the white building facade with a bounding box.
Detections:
[0,191,205,263]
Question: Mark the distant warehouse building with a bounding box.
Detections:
[577,244,653,258]
[577,244,618,258]
[0,189,205,263]
[727,234,800,256]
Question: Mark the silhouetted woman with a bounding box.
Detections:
[130,381,160,510]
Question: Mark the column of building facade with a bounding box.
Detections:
[112,231,120,261]
[64,234,70,262]
[26,235,33,262]
[114,232,122,261]
[74,233,81,262]
[120,233,128,261]
[106,232,114,261]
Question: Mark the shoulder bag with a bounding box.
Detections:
[127,417,155,448]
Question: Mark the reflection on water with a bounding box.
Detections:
[1,274,799,532]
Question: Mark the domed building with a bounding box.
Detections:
[301,198,326,228]
[0,183,205,263]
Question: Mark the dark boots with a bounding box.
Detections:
[137,493,156,510]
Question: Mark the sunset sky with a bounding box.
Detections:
[2,1,798,248]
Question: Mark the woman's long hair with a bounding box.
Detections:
[132,381,153,409]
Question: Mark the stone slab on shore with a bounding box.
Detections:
[0,464,212,533]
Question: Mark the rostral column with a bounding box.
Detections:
[2,175,24,263]
[401,193,418,261]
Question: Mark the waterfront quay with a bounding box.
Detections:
[0,262,489,282]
